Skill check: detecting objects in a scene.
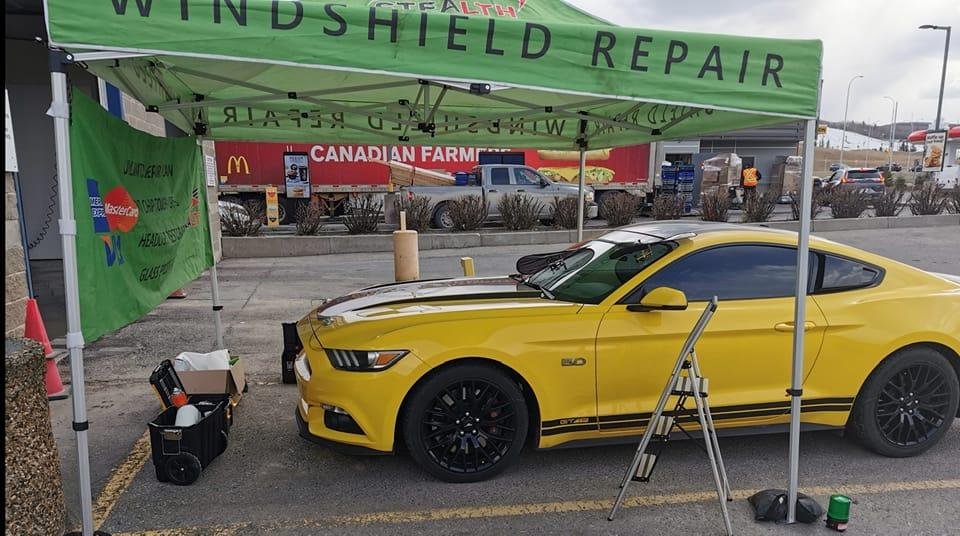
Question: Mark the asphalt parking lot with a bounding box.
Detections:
[51,226,960,535]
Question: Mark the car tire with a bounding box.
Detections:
[848,347,959,457]
[432,203,454,230]
[402,364,529,483]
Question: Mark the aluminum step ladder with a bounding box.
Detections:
[608,297,733,536]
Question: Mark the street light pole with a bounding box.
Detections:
[839,75,863,166]
[883,96,898,171]
[919,25,952,131]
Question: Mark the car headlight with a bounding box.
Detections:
[584,191,595,203]
[325,349,408,371]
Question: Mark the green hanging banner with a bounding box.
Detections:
[70,90,213,342]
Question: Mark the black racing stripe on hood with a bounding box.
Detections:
[351,290,542,311]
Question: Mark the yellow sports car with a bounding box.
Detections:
[293,222,960,482]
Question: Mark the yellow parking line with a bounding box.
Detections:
[93,430,152,529]
[108,478,960,535]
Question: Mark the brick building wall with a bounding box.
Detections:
[121,93,165,136]
[5,172,27,337]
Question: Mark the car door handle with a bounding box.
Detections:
[517,189,526,193]
[774,321,816,332]
[489,189,499,193]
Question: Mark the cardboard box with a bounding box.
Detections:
[177,359,246,407]
[700,153,742,186]
[781,156,803,195]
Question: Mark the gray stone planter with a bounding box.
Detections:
[5,338,66,535]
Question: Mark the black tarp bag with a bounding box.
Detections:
[748,489,823,524]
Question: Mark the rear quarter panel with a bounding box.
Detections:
[805,263,960,426]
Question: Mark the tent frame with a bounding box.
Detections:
[49,50,226,536]
[53,38,821,534]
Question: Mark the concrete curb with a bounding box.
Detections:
[222,214,959,258]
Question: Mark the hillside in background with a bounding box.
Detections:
[823,121,932,141]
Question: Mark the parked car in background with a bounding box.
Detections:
[823,167,885,198]
[877,163,902,173]
[403,164,598,230]
[829,163,844,172]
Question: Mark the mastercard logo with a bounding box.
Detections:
[103,187,140,233]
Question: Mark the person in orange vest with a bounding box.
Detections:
[741,165,762,198]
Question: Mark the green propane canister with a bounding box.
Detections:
[826,494,852,532]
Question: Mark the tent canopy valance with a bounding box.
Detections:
[45,0,821,149]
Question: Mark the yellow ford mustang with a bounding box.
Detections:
[294,222,960,482]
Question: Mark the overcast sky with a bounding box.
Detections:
[568,0,958,127]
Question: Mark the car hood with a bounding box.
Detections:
[298,276,580,348]
[314,276,539,317]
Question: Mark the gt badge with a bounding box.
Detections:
[561,357,587,367]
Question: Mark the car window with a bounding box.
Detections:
[627,245,811,302]
[490,168,510,186]
[846,170,881,182]
[513,168,541,186]
[545,242,675,304]
[816,254,880,292]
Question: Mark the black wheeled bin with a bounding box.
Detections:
[148,360,231,485]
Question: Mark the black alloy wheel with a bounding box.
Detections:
[876,364,953,447]
[404,365,528,482]
[850,347,959,457]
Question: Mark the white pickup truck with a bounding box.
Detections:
[402,164,599,230]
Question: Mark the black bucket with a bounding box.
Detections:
[281,322,301,384]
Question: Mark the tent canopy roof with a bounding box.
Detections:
[46,0,822,149]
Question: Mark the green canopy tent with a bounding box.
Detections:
[42,1,822,534]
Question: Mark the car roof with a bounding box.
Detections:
[605,221,794,243]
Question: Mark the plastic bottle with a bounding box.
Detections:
[170,387,188,408]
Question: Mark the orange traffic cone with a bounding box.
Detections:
[24,298,68,400]
[24,298,53,356]
[44,356,68,400]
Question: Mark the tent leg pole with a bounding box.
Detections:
[210,263,224,349]
[50,54,96,536]
[576,146,586,242]
[787,117,817,524]
[198,136,225,350]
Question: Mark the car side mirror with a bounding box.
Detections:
[626,287,688,312]
[540,178,549,188]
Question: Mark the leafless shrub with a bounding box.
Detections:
[828,188,870,219]
[600,192,640,227]
[742,191,778,222]
[550,196,580,229]
[498,193,543,231]
[699,188,731,222]
[220,200,263,237]
[789,190,825,221]
[342,194,382,234]
[294,200,327,235]
[449,194,489,231]
[872,188,905,218]
[652,193,684,220]
[949,184,960,214]
[908,181,948,216]
[397,194,433,231]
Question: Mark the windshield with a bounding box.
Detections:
[526,240,675,304]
